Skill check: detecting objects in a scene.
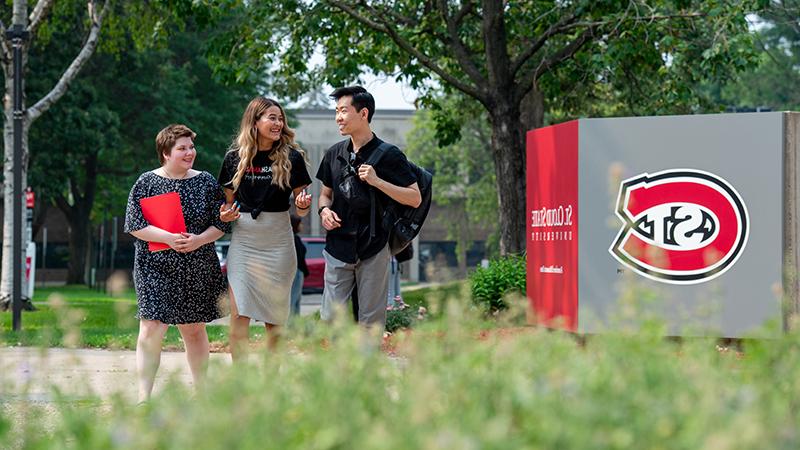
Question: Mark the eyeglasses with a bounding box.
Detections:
[336,152,356,175]
[345,152,358,175]
[337,151,358,176]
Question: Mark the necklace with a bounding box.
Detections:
[161,167,189,180]
[160,167,189,192]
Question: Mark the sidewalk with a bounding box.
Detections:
[0,295,324,403]
[0,346,216,402]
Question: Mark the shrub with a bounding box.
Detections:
[385,297,427,333]
[469,254,526,313]
[385,304,415,333]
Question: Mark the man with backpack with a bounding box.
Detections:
[316,86,421,328]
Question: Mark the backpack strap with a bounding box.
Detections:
[366,143,394,240]
[366,142,392,167]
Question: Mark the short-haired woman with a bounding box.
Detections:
[125,124,230,402]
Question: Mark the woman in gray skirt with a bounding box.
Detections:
[219,97,312,360]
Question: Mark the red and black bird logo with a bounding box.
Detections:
[609,169,749,284]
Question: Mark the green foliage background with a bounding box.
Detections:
[717,1,800,111]
[405,95,499,263]
[27,21,256,222]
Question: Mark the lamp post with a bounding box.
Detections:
[5,23,29,331]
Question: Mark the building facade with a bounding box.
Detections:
[292,108,490,282]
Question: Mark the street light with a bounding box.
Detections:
[5,23,29,331]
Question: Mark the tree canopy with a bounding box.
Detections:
[405,94,497,270]
[25,10,256,283]
[717,0,800,111]
[207,0,765,254]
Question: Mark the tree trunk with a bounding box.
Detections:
[488,101,527,255]
[58,150,99,285]
[457,235,468,277]
[2,86,14,299]
[58,192,92,285]
[520,80,545,131]
[65,209,90,285]
[1,0,29,300]
[454,199,469,276]
[31,201,48,241]
[1,74,29,300]
[1,0,107,292]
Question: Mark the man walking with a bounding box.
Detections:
[316,86,421,327]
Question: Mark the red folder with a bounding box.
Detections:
[139,192,186,252]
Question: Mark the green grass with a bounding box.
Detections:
[0,283,466,349]
[0,286,230,349]
[402,280,466,310]
[2,284,799,448]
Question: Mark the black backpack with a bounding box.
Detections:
[367,143,433,255]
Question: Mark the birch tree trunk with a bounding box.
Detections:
[1,0,30,303]
[0,0,107,300]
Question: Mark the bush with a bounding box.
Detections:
[385,296,428,333]
[385,304,416,333]
[469,254,526,313]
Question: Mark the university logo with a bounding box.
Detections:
[609,169,749,284]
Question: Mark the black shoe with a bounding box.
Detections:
[22,298,36,311]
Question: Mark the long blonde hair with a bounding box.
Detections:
[228,97,307,191]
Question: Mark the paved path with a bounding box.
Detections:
[1,285,440,405]
[0,294,326,403]
[0,346,217,403]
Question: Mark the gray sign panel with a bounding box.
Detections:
[578,112,785,337]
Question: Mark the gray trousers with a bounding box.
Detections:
[321,244,391,326]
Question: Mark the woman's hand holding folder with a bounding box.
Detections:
[174,232,205,253]
[129,226,186,252]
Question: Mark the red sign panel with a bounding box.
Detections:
[526,121,579,331]
[25,190,34,209]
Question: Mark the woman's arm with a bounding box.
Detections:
[176,179,231,252]
[130,226,182,250]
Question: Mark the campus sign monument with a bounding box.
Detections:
[526,112,800,337]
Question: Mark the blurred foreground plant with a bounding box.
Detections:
[2,294,799,449]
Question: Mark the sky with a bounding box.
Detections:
[360,73,418,109]
[294,73,419,110]
[292,48,420,110]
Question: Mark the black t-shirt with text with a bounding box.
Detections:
[316,135,416,263]
[218,148,312,218]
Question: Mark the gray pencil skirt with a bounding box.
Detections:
[226,211,297,325]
